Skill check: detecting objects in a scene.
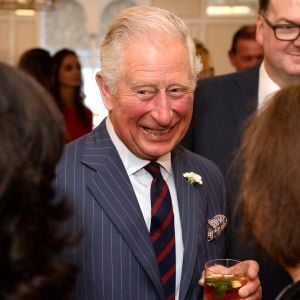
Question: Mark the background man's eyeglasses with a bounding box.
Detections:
[263,16,300,41]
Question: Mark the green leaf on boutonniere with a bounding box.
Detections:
[182,172,203,185]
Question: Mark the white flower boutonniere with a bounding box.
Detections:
[183,172,203,185]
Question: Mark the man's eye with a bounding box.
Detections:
[138,90,152,95]
[167,87,188,98]
[137,89,156,100]
[280,24,297,29]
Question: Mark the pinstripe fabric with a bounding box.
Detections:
[55,119,227,300]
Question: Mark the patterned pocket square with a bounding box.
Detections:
[207,214,228,242]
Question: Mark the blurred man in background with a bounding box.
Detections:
[228,24,264,71]
[182,0,300,298]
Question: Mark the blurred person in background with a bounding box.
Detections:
[182,0,300,297]
[193,39,215,79]
[0,62,76,300]
[52,48,93,143]
[228,24,264,72]
[239,83,300,300]
[18,47,53,92]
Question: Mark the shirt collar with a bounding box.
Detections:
[105,117,172,176]
[258,61,280,109]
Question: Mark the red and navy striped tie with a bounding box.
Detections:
[145,162,176,300]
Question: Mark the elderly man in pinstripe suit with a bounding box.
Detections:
[55,6,261,300]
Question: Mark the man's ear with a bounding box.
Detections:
[228,50,237,68]
[95,71,113,111]
[256,15,264,47]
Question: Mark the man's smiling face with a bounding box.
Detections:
[101,37,195,160]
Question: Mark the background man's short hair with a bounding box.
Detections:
[230,25,257,54]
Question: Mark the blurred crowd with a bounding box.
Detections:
[18,47,93,143]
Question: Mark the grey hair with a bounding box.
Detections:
[100,6,202,93]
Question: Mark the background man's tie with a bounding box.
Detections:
[145,162,176,300]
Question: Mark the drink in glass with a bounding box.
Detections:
[204,259,247,300]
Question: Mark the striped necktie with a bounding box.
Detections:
[145,162,176,300]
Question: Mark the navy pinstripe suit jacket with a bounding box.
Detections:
[56,119,227,300]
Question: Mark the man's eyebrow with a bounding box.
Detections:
[128,83,157,90]
[277,18,300,26]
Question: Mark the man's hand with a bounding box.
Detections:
[238,260,261,299]
[199,260,262,299]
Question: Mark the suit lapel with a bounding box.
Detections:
[171,148,206,299]
[230,65,259,127]
[81,121,165,299]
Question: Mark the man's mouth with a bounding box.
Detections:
[144,127,172,136]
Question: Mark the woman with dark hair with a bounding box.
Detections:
[18,47,53,92]
[239,83,300,300]
[0,63,76,299]
[52,48,93,142]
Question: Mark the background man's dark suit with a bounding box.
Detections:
[56,120,227,300]
[182,64,292,299]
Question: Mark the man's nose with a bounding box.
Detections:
[151,92,174,126]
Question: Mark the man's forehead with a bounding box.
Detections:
[268,0,300,14]
[122,45,191,71]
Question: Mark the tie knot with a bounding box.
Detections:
[144,161,162,178]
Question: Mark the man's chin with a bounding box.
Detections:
[139,144,175,160]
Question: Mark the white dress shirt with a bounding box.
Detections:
[106,117,183,300]
[258,61,280,109]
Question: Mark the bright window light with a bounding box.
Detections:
[207,6,251,15]
[82,68,107,128]
[15,9,36,16]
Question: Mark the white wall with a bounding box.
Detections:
[0,11,40,65]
